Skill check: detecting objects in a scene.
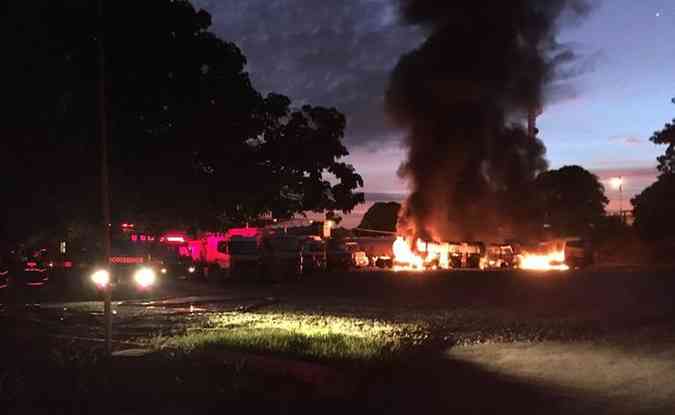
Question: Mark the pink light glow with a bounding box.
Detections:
[227,227,261,238]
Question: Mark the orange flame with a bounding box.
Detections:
[392,235,569,272]
[518,250,569,271]
[393,237,425,271]
[392,237,451,271]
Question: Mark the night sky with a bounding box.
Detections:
[193,0,673,225]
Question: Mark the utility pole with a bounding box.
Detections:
[98,0,112,357]
[611,176,625,224]
[619,178,624,224]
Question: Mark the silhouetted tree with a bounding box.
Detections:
[358,202,401,233]
[631,170,675,242]
[2,0,363,240]
[631,118,675,242]
[534,165,608,237]
[650,119,675,175]
[325,211,343,226]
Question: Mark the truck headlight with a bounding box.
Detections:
[91,269,110,287]
[133,267,157,288]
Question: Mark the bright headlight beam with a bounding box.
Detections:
[91,269,110,287]
[133,267,157,288]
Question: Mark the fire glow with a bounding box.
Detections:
[391,236,569,272]
[392,237,450,271]
[392,237,425,271]
[518,250,569,272]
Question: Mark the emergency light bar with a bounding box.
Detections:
[165,236,186,243]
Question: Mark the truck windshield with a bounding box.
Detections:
[149,244,182,262]
[110,238,147,257]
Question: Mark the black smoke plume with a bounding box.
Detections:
[387,0,591,242]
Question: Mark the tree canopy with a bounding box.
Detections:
[631,120,675,242]
[534,165,608,237]
[2,0,363,241]
[650,119,675,176]
[358,202,401,233]
[631,174,675,241]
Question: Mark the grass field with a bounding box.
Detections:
[147,308,420,362]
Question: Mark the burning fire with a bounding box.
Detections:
[392,237,425,271]
[517,250,569,272]
[392,237,451,271]
[391,235,569,272]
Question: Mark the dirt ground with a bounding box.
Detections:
[2,267,675,413]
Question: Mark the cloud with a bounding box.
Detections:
[608,135,644,146]
[192,0,424,147]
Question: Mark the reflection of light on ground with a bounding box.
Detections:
[206,311,406,339]
[448,341,675,411]
[152,309,418,360]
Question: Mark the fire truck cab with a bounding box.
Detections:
[102,235,164,290]
[177,228,263,281]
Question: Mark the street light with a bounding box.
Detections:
[610,176,624,222]
[609,176,623,190]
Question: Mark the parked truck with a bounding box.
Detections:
[228,232,264,280]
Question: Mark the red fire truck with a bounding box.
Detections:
[158,227,264,281]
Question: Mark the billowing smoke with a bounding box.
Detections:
[387,0,591,242]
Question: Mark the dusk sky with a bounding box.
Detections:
[193,0,674,225]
